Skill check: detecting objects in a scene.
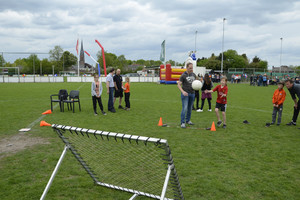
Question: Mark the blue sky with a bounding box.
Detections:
[0,0,300,68]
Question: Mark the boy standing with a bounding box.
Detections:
[205,77,228,128]
[271,82,286,126]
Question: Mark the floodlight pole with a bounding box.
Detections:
[221,18,226,74]
[280,38,283,73]
[40,145,68,200]
[195,30,198,52]
[1,52,3,67]
[33,56,35,83]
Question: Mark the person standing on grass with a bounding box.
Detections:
[193,75,202,111]
[113,69,124,109]
[177,62,196,128]
[106,68,116,113]
[91,74,106,116]
[197,73,213,112]
[267,82,286,126]
[205,77,228,128]
[123,77,131,110]
[285,79,300,126]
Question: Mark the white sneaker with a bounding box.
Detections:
[208,109,212,112]
[196,109,203,112]
[180,123,186,128]
[187,121,194,125]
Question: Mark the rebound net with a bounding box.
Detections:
[51,124,184,200]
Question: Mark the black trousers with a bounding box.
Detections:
[194,91,199,109]
[125,92,130,108]
[92,96,104,113]
[292,100,300,122]
[201,99,211,110]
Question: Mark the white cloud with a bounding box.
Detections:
[0,0,299,68]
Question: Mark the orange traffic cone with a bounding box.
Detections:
[158,117,163,126]
[40,121,51,127]
[210,121,216,131]
[42,110,52,115]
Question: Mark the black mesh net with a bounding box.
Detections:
[52,125,184,200]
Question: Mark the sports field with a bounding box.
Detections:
[0,82,299,200]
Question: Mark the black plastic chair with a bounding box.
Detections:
[50,89,68,112]
[62,90,81,113]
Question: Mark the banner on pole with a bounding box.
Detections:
[160,40,165,62]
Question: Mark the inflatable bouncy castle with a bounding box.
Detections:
[160,64,186,84]
[159,53,206,84]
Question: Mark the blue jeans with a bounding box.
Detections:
[108,87,114,110]
[180,93,195,124]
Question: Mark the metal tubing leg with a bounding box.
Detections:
[129,193,139,200]
[40,145,68,200]
[160,164,172,200]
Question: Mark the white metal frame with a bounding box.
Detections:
[40,125,184,200]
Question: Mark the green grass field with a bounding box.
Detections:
[0,82,299,200]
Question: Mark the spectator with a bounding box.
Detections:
[285,79,300,126]
[106,68,116,113]
[113,69,124,109]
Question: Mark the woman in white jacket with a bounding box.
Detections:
[91,74,106,115]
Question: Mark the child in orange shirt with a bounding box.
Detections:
[271,82,286,125]
[123,77,130,111]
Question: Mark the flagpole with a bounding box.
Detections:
[77,53,79,77]
[77,38,80,77]
[164,40,166,67]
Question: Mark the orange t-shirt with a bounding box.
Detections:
[124,83,130,93]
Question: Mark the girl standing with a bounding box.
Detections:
[123,77,131,110]
[91,74,106,115]
[197,74,213,112]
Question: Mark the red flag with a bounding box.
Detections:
[84,51,90,56]
[76,39,79,55]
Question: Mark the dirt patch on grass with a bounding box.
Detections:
[0,132,50,159]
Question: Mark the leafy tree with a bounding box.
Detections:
[61,51,77,71]
[136,59,146,65]
[0,54,5,67]
[167,60,176,66]
[49,46,63,62]
[252,56,261,63]
[117,54,127,71]
[97,51,118,70]
[40,58,55,74]
[258,60,268,69]
[49,46,64,72]
[249,56,267,69]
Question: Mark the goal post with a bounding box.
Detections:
[41,124,184,200]
[0,67,20,83]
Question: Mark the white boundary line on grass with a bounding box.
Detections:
[26,83,87,129]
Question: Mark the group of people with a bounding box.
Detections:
[177,63,228,129]
[267,79,300,127]
[250,74,269,86]
[177,63,300,129]
[91,68,130,115]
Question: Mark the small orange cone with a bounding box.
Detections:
[158,117,163,126]
[42,110,52,115]
[210,121,216,131]
[40,121,51,127]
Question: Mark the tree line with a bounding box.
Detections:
[2,46,294,75]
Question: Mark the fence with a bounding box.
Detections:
[0,76,159,83]
[0,76,64,83]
